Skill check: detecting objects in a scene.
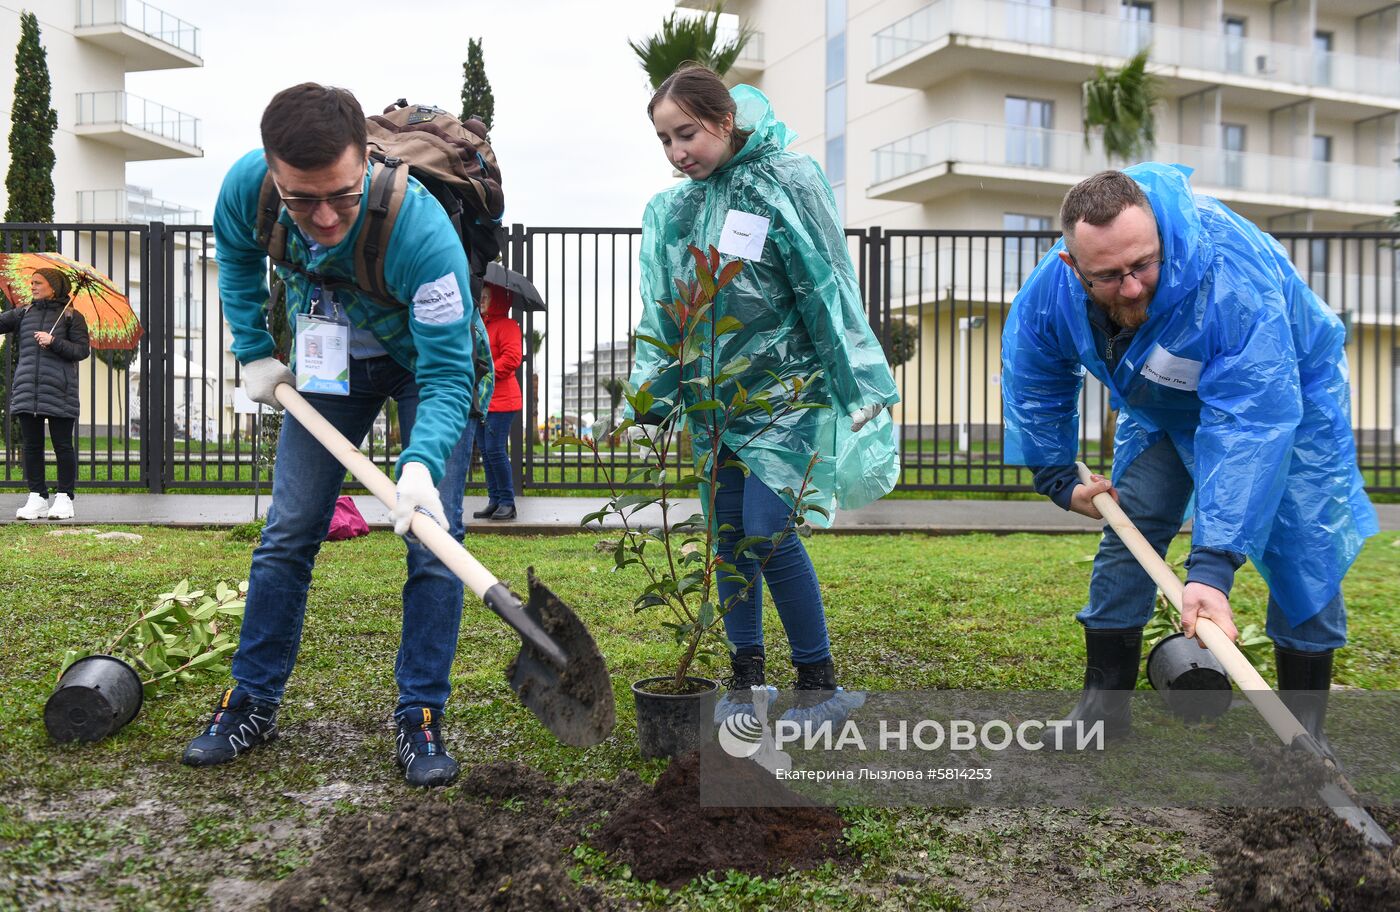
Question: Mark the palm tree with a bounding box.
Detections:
[629,3,753,90]
[1081,49,1161,163]
[598,377,627,443]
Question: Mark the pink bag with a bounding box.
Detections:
[325,496,370,541]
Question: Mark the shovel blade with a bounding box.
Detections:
[504,569,615,748]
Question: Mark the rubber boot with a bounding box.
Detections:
[1275,645,1339,767]
[1047,627,1142,749]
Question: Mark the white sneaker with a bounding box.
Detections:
[47,493,74,520]
[16,493,49,520]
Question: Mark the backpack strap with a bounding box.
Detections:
[255,173,292,269]
[353,158,409,308]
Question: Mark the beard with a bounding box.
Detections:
[1100,296,1151,330]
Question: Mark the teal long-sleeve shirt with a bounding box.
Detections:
[214,149,477,482]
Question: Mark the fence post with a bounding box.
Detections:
[145,222,167,494]
[509,223,528,494]
[866,226,884,343]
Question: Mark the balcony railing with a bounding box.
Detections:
[871,0,1400,99]
[717,27,764,67]
[76,91,201,150]
[871,120,1400,208]
[77,188,201,224]
[76,0,200,58]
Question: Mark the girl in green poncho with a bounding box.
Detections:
[629,65,900,710]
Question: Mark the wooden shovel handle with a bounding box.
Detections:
[276,383,500,598]
[1074,462,1308,746]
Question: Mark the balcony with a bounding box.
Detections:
[75,92,202,160]
[724,29,765,79]
[74,0,201,71]
[869,0,1400,110]
[868,120,1399,218]
[77,187,201,224]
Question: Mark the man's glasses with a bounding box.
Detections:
[1070,255,1163,291]
[273,170,367,214]
[277,188,364,214]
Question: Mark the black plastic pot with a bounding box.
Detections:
[1147,632,1232,721]
[632,676,719,759]
[44,654,144,743]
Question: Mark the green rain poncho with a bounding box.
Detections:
[628,85,900,526]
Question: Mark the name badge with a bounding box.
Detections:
[717,209,770,261]
[295,313,350,395]
[1140,343,1202,392]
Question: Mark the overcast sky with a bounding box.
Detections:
[127,0,685,227]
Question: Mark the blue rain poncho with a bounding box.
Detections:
[628,86,900,525]
[1002,163,1378,627]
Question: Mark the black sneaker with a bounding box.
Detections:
[395,708,460,787]
[181,688,279,767]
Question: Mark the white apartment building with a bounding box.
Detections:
[0,2,222,440]
[682,0,1398,445]
[0,0,203,222]
[560,338,636,427]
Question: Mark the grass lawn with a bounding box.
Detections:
[1,526,1397,910]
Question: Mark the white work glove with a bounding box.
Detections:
[241,357,295,410]
[848,403,884,432]
[623,423,651,448]
[391,461,448,537]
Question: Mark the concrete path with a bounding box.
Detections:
[2,493,1396,535]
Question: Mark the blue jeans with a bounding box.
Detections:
[475,410,517,507]
[1079,436,1346,651]
[714,448,830,665]
[231,356,473,717]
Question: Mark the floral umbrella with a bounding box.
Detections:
[0,252,142,350]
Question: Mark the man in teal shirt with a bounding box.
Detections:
[182,83,483,787]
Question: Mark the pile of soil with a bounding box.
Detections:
[266,752,848,909]
[1212,743,1400,911]
[1213,806,1400,911]
[592,749,848,887]
[266,762,638,912]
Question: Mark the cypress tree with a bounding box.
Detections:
[460,38,495,131]
[4,11,58,245]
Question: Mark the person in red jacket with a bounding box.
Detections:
[472,285,522,520]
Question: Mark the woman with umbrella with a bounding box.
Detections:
[0,268,90,520]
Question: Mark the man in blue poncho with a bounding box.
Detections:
[1002,164,1378,757]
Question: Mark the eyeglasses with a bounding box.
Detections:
[273,171,367,214]
[1070,255,1163,291]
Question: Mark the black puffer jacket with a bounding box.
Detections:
[0,299,91,418]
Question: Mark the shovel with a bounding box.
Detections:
[277,383,615,748]
[1075,462,1392,849]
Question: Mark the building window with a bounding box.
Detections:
[826,0,847,221]
[1003,213,1053,289]
[1221,123,1245,188]
[1223,16,1246,73]
[1308,237,1330,297]
[826,135,846,190]
[1312,134,1332,197]
[1313,31,1333,85]
[1005,96,1053,168]
[1121,1,1154,54]
[825,29,845,86]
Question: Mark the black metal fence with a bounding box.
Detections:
[3,223,1397,496]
